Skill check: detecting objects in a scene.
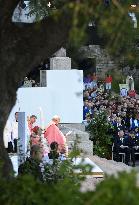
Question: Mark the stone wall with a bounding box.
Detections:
[122,66,139,79]
[80,45,117,78]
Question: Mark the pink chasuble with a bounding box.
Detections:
[44,121,66,146]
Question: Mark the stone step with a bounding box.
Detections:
[67,140,93,155]
[65,131,90,141]
[61,123,85,132]
[59,124,89,141]
[60,125,89,141]
[59,124,93,155]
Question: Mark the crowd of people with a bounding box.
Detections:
[83,72,139,166]
[83,73,112,124]
[4,70,139,169]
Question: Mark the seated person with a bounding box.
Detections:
[18,145,43,181]
[126,130,136,166]
[113,130,130,165]
[134,127,139,138]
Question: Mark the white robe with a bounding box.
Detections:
[126,75,134,91]
[3,121,12,148]
[11,120,18,140]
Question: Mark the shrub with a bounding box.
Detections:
[0,165,139,205]
[87,112,113,159]
[83,171,139,205]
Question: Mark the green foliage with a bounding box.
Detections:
[18,136,85,185]
[83,171,139,205]
[28,0,63,19]
[18,157,43,181]
[0,174,82,205]
[43,158,84,184]
[87,112,114,159]
[18,156,83,185]
[28,0,139,56]
[1,161,139,205]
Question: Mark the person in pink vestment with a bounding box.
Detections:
[44,115,68,155]
[28,115,37,135]
[30,126,41,146]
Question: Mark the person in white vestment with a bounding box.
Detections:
[126,75,134,91]
[3,120,12,152]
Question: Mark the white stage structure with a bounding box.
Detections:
[8,70,83,125]
[7,70,83,173]
[73,158,104,177]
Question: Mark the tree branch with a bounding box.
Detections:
[0,0,19,25]
[1,14,71,81]
[0,11,72,176]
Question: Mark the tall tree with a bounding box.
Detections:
[0,0,137,177]
[0,0,72,177]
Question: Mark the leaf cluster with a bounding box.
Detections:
[28,0,139,52]
[0,161,139,205]
[87,111,114,158]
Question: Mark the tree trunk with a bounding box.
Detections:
[0,5,71,176]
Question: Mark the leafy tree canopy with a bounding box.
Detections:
[0,0,139,177]
[27,0,139,64]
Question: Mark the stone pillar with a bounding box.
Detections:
[18,112,26,165]
[50,57,71,70]
[40,70,47,87]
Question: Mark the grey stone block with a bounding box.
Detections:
[50,57,71,70]
[61,123,85,132]
[60,124,93,156]
[67,140,93,155]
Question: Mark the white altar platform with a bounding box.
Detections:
[72,158,104,178]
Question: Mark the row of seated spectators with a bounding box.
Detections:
[83,72,139,166]
[83,73,111,124]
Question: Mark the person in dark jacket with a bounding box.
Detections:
[128,129,139,166]
[113,130,130,165]
[48,142,59,159]
[125,130,136,166]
